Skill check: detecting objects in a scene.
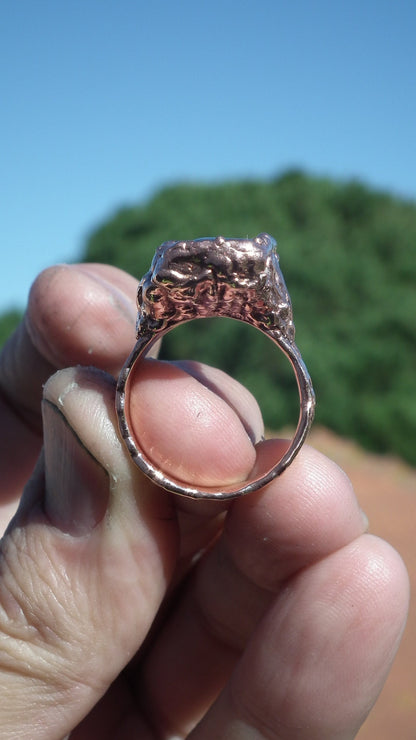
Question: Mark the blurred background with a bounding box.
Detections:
[1,1,415,736]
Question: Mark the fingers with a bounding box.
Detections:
[222,445,368,586]
[0,357,265,736]
[174,359,264,445]
[127,358,259,486]
[0,366,177,738]
[189,536,409,740]
[0,264,137,507]
[130,448,370,736]
[1,263,137,423]
[26,263,137,377]
[1,260,408,740]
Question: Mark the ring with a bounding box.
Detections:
[116,233,315,500]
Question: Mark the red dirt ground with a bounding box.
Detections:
[307,428,416,739]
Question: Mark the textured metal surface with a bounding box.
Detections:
[116,234,315,499]
[136,233,295,338]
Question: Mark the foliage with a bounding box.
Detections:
[84,171,416,465]
[1,171,415,465]
[0,310,22,350]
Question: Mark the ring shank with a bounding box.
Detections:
[116,320,315,500]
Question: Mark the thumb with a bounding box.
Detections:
[0,366,177,739]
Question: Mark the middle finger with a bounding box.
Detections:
[133,447,367,737]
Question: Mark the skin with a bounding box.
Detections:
[0,262,409,740]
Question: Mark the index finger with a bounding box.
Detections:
[0,263,138,507]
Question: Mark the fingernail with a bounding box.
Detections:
[42,400,109,535]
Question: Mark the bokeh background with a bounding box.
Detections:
[1,1,415,737]
[1,0,416,311]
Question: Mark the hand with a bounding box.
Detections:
[0,264,409,739]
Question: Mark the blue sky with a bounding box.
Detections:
[1,0,415,311]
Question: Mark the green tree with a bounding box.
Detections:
[2,171,415,465]
[0,310,22,350]
[84,171,416,465]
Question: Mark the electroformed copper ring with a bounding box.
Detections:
[116,233,315,500]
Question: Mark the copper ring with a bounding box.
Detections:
[116,233,315,500]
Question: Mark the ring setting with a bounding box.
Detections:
[116,233,315,499]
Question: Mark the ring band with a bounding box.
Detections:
[116,233,315,500]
